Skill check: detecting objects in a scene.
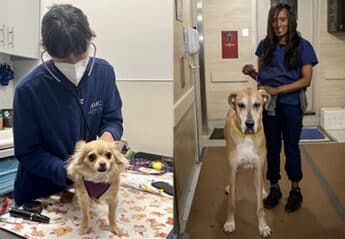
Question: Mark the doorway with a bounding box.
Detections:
[200,0,320,135]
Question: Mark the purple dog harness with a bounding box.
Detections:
[83,180,111,200]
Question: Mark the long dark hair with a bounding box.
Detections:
[262,3,299,68]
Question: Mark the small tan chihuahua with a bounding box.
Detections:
[67,140,128,235]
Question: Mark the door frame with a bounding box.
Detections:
[174,0,203,234]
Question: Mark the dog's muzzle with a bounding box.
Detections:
[97,163,108,172]
[245,119,255,134]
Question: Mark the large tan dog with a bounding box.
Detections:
[223,87,271,237]
[67,140,128,235]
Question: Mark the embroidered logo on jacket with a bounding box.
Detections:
[88,100,103,115]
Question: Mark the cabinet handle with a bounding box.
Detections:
[7,26,14,48]
[0,25,4,47]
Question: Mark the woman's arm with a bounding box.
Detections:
[259,64,313,95]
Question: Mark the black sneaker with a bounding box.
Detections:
[285,187,303,212]
[264,187,282,209]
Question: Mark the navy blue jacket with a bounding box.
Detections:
[13,58,123,206]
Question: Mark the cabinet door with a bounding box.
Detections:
[6,0,40,59]
[0,1,8,54]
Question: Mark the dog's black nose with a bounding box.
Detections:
[245,119,255,129]
[98,163,107,172]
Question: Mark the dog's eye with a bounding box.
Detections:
[105,152,112,160]
[237,103,245,109]
[88,153,97,162]
[253,102,261,108]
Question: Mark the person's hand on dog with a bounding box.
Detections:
[99,131,114,142]
[258,85,280,96]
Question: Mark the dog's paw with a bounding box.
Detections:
[100,224,109,230]
[223,221,235,233]
[258,224,271,237]
[111,225,122,235]
[225,185,230,195]
[79,226,89,235]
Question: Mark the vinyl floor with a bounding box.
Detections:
[185,143,345,239]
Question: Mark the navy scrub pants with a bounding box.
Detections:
[263,102,303,185]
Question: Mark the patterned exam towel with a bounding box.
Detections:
[0,172,173,239]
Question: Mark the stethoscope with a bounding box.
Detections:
[40,42,97,139]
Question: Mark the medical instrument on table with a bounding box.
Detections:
[9,207,50,223]
[151,181,174,196]
[40,42,97,139]
[140,183,163,194]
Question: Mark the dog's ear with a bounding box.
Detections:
[112,142,129,171]
[113,140,128,152]
[114,151,129,172]
[67,140,87,179]
[75,140,86,151]
[258,89,271,110]
[227,92,237,110]
[71,140,87,164]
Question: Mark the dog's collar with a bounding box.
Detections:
[231,119,262,138]
[83,179,111,200]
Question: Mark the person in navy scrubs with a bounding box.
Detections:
[243,3,318,212]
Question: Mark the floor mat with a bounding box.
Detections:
[300,127,330,142]
[209,127,330,142]
[209,128,224,140]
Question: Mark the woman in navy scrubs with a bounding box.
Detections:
[243,3,318,212]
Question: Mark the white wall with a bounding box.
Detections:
[41,0,173,80]
[8,0,173,156]
[118,81,173,156]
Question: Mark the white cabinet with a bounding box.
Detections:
[0,0,40,59]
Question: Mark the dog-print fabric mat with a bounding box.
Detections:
[0,172,173,239]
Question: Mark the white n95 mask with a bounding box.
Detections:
[54,57,89,86]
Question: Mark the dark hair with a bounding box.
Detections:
[262,3,299,68]
[41,4,96,58]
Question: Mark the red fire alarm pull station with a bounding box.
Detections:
[222,31,238,59]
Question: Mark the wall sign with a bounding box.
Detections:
[221,31,238,59]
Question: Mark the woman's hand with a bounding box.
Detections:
[258,85,280,96]
[99,131,114,142]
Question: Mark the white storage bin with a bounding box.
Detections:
[320,107,345,130]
